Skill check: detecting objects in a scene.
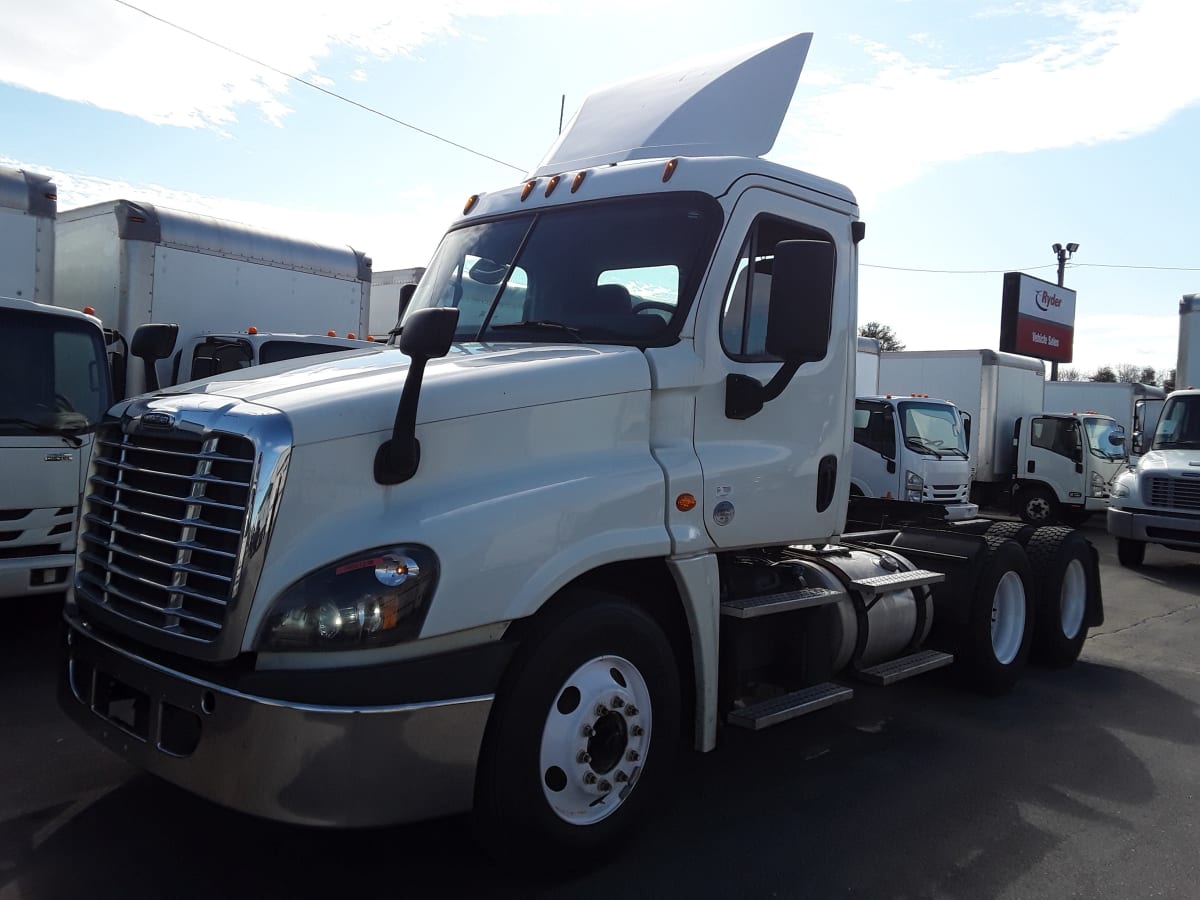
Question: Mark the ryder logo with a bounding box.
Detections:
[1035,290,1064,312]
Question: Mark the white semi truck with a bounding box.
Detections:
[60,35,1104,867]
[1108,388,1200,565]
[1044,380,1165,456]
[879,349,1126,525]
[53,200,374,397]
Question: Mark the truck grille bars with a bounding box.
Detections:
[1146,475,1200,512]
[78,425,256,643]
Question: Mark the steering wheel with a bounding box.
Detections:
[55,394,77,413]
[632,301,676,316]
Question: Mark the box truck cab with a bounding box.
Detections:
[1013,411,1126,525]
[1108,388,1200,566]
[0,297,111,598]
[850,394,977,519]
[1044,381,1165,458]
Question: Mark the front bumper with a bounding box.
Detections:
[1107,506,1200,550]
[60,611,496,827]
[0,553,73,600]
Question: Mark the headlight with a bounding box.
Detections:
[905,470,924,502]
[1110,480,1130,499]
[1089,471,1108,498]
[256,545,438,651]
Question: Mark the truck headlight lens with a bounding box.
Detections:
[257,546,438,651]
[1111,480,1130,499]
[1089,471,1108,498]
[905,470,924,502]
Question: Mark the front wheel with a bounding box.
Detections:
[474,591,680,870]
[960,536,1035,695]
[1116,537,1146,568]
[1018,485,1058,525]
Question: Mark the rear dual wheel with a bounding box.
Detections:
[961,536,1035,695]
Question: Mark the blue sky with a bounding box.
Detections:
[3,0,1197,377]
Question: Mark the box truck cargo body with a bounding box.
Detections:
[856,336,879,394]
[1180,294,1200,391]
[369,267,424,338]
[53,201,372,395]
[0,164,56,303]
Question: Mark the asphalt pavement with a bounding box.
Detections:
[0,523,1196,900]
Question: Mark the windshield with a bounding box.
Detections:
[898,401,968,457]
[1082,416,1126,460]
[0,307,111,439]
[1152,395,1200,450]
[399,193,723,346]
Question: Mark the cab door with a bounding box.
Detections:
[852,400,899,497]
[1019,415,1082,501]
[691,188,854,549]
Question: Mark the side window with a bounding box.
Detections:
[1030,417,1079,459]
[853,401,895,457]
[191,340,253,379]
[720,215,835,360]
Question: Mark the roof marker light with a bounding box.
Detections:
[463,194,479,215]
[367,335,376,342]
[662,158,679,182]
[82,306,95,315]
[571,171,587,193]
[327,331,337,337]
[521,180,537,201]
[347,333,356,340]
[544,175,561,198]
[247,326,258,335]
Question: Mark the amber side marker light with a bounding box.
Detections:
[662,158,679,182]
[521,180,537,201]
[545,175,561,198]
[463,194,479,215]
[571,171,587,193]
[676,493,697,512]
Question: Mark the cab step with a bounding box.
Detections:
[856,649,954,686]
[849,568,944,598]
[720,586,847,619]
[727,682,854,730]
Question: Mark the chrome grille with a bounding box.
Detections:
[1146,475,1200,512]
[77,424,256,642]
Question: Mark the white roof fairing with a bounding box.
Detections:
[533,33,813,177]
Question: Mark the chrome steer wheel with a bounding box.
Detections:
[540,655,652,825]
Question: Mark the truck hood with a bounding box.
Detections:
[146,343,652,445]
[1135,448,1200,476]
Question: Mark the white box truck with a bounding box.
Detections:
[855,335,879,393]
[1179,294,1200,390]
[60,35,1104,869]
[369,267,424,339]
[53,200,374,396]
[1044,380,1165,455]
[879,349,1126,525]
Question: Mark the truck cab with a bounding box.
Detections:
[1108,389,1200,565]
[0,297,111,598]
[851,394,977,519]
[1013,411,1126,525]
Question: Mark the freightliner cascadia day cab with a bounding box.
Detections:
[53,200,374,397]
[0,166,113,600]
[1107,388,1200,566]
[60,35,1104,866]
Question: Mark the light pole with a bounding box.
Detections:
[1050,242,1079,381]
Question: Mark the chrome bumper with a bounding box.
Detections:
[60,612,493,827]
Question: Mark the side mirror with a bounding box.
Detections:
[961,412,972,451]
[130,323,179,392]
[1108,432,1126,447]
[397,282,418,320]
[376,307,460,485]
[726,240,836,419]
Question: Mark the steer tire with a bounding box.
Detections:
[473,590,680,872]
[960,536,1036,695]
[1026,526,1092,667]
[1116,537,1146,568]
[1018,486,1059,526]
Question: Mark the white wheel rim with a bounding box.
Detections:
[990,570,1026,665]
[539,655,652,826]
[1060,559,1087,639]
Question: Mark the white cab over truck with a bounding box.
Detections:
[53,200,373,396]
[879,349,1125,525]
[851,394,977,519]
[60,35,1104,867]
[1108,388,1200,566]
[1044,380,1165,456]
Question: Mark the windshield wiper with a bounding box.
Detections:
[905,436,944,458]
[0,417,87,448]
[488,321,582,341]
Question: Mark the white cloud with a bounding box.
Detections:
[0,0,557,130]
[775,0,1200,206]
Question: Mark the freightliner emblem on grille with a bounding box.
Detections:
[141,412,175,428]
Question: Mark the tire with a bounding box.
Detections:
[1116,537,1146,568]
[1018,485,1058,525]
[984,521,1035,544]
[960,536,1035,695]
[473,590,681,871]
[1026,526,1092,667]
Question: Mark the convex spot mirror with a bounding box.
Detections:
[765,239,836,364]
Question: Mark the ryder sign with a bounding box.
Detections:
[999,271,1076,364]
